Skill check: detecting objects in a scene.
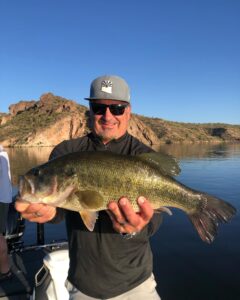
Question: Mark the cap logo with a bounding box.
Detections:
[101,80,112,94]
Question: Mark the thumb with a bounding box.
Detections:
[15,200,30,212]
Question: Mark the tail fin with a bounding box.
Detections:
[188,195,236,243]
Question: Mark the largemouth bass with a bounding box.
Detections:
[19,151,236,243]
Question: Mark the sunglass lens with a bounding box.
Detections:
[90,103,128,116]
[91,103,106,115]
[109,105,126,115]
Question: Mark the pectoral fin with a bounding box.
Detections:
[79,211,99,231]
[75,190,104,209]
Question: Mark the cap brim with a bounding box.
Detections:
[84,97,130,103]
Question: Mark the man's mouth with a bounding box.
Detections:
[99,121,117,129]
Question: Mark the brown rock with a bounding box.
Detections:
[0,114,12,125]
[25,113,89,146]
[9,101,36,116]
[38,93,79,114]
[2,92,239,148]
[128,115,160,148]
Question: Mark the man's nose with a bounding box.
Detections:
[102,107,113,119]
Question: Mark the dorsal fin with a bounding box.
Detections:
[137,152,181,176]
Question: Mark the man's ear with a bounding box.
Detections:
[87,108,94,129]
[127,105,132,119]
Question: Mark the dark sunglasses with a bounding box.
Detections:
[90,103,129,116]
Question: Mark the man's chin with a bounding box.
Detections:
[98,133,118,143]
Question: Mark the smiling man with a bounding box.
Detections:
[86,76,132,144]
[89,99,131,143]
[16,75,162,299]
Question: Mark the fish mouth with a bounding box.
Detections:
[19,175,58,199]
[19,175,33,196]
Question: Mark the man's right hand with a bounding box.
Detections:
[15,200,57,223]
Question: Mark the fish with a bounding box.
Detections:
[19,151,236,243]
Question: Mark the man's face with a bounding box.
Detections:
[89,99,131,144]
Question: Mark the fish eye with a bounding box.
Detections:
[32,168,40,176]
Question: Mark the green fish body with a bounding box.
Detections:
[19,151,236,243]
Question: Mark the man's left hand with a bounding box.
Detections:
[107,196,154,234]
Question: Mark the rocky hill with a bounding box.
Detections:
[0,93,239,148]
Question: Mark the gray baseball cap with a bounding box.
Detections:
[84,75,130,103]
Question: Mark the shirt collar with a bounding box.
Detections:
[89,131,129,145]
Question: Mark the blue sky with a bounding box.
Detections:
[0,0,239,124]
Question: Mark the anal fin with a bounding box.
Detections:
[74,190,103,231]
[79,211,99,231]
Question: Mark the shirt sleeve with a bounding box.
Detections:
[49,137,88,160]
[48,207,65,224]
[0,156,2,176]
[49,140,71,160]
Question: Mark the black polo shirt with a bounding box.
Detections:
[49,132,162,299]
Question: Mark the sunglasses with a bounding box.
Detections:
[90,103,129,116]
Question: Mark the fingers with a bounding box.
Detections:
[107,200,132,234]
[107,201,127,233]
[108,198,131,226]
[107,196,154,234]
[137,196,154,222]
[118,197,140,228]
[15,200,56,223]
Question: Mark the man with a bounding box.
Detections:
[0,145,12,281]
[16,75,162,299]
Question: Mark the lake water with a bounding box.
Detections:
[6,143,240,300]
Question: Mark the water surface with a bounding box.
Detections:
[152,143,240,300]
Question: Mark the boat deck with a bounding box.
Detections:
[0,248,46,300]
[0,239,68,300]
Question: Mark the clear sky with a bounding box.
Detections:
[0,0,239,124]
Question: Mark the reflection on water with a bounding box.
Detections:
[158,142,240,160]
[6,147,53,186]
[5,143,240,300]
[7,143,240,185]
